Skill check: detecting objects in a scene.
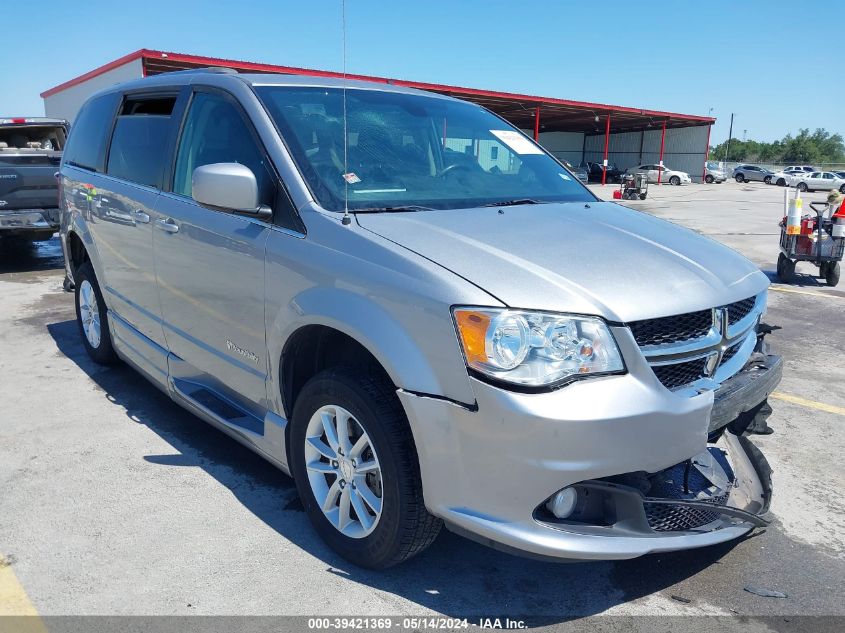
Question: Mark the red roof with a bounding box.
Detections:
[41,49,715,133]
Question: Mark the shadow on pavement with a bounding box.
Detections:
[46,317,739,622]
[0,235,65,275]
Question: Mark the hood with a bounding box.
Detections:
[357,202,768,322]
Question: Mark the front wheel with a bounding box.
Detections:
[777,178,786,186]
[839,184,845,194]
[74,262,118,364]
[777,253,795,282]
[669,175,681,186]
[705,175,714,184]
[735,174,745,183]
[290,366,442,568]
[764,176,772,184]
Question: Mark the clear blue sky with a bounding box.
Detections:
[2,0,841,144]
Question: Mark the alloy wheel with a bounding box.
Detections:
[304,404,383,538]
[78,279,101,348]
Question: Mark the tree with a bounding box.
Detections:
[709,128,844,164]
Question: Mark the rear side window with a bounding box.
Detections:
[63,93,119,172]
[106,96,176,188]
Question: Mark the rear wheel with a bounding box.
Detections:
[74,262,118,364]
[777,178,786,186]
[764,176,772,184]
[669,175,681,186]
[839,184,845,194]
[826,262,841,286]
[290,366,441,568]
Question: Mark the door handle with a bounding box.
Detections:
[133,210,151,224]
[155,218,179,234]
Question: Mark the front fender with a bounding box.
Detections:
[266,286,477,414]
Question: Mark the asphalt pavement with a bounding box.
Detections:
[0,181,842,630]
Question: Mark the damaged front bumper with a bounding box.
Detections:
[399,345,783,561]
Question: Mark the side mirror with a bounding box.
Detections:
[191,163,272,220]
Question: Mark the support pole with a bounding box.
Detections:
[702,123,712,183]
[534,107,540,142]
[724,113,734,163]
[601,114,611,185]
[657,119,667,185]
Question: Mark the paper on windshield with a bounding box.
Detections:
[490,130,544,155]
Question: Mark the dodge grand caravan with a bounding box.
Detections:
[60,70,782,568]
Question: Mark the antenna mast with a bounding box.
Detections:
[341,0,351,226]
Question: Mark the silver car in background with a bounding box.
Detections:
[59,71,782,568]
[625,163,692,185]
[705,162,727,183]
[732,164,773,184]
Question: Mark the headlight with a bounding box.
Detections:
[452,308,624,388]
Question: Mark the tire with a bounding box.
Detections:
[74,261,118,364]
[819,262,829,278]
[669,175,681,186]
[777,178,786,187]
[705,175,714,184]
[839,184,845,194]
[777,253,795,282]
[289,366,442,569]
[735,174,745,183]
[797,182,808,192]
[639,193,647,200]
[826,262,841,287]
[764,176,772,185]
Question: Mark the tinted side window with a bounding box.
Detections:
[173,92,275,207]
[106,115,172,188]
[63,93,119,172]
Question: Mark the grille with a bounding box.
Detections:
[727,297,756,325]
[643,455,732,532]
[644,498,727,531]
[651,357,708,390]
[629,310,712,347]
[720,342,743,366]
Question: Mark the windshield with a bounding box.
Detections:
[256,86,594,211]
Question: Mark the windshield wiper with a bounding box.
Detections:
[480,198,542,207]
[352,205,435,213]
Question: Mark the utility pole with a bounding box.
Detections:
[724,113,735,163]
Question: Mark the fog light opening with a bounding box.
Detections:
[546,487,578,519]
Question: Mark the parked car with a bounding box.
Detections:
[581,161,624,183]
[783,165,816,174]
[793,171,845,193]
[705,162,727,183]
[626,164,691,185]
[732,164,773,184]
[0,117,68,241]
[61,71,781,568]
[562,159,589,184]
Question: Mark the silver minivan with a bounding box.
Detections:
[60,70,783,568]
